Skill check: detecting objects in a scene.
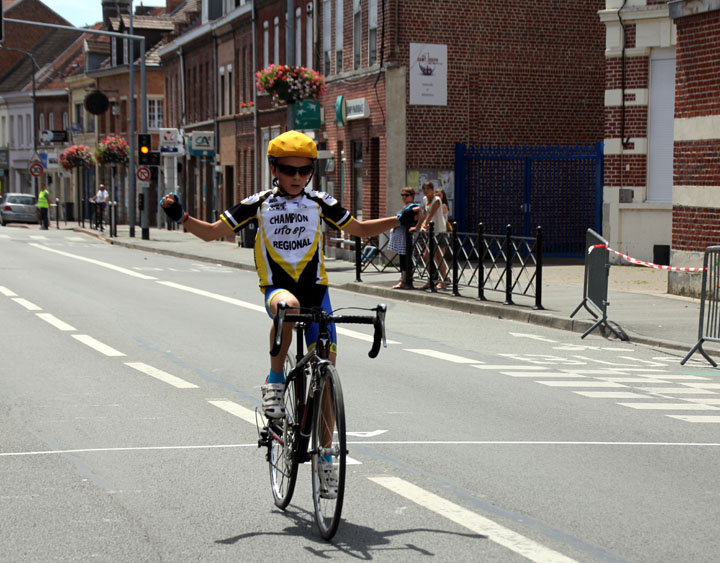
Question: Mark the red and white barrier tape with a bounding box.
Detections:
[588,244,705,272]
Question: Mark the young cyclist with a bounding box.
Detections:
[161,130,417,496]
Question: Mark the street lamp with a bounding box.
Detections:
[0,44,39,196]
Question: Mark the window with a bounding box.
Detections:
[219,67,225,116]
[26,114,31,147]
[368,0,378,65]
[148,99,164,129]
[263,21,269,69]
[39,113,45,134]
[647,48,676,203]
[63,112,68,130]
[48,112,54,130]
[274,17,279,64]
[18,115,24,147]
[9,116,14,147]
[323,0,332,75]
[296,7,302,66]
[306,3,314,69]
[335,0,343,73]
[353,0,361,70]
[75,103,84,132]
[227,66,233,115]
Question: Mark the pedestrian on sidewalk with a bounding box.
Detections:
[418,181,448,290]
[90,184,109,232]
[37,184,50,230]
[161,130,419,494]
[389,186,421,289]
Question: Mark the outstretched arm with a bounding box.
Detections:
[342,206,420,238]
[160,194,233,242]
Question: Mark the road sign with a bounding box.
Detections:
[29,162,44,177]
[294,100,321,130]
[136,167,151,182]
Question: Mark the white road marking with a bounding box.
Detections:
[574,391,649,399]
[125,362,198,389]
[681,398,720,405]
[632,374,708,380]
[71,334,126,357]
[65,236,88,242]
[500,371,585,378]
[405,349,482,364]
[0,234,10,238]
[336,327,399,344]
[36,313,76,331]
[565,369,630,375]
[509,332,557,343]
[681,382,720,389]
[618,356,667,366]
[597,377,668,383]
[667,415,720,423]
[618,402,720,410]
[0,285,18,297]
[29,235,47,240]
[471,365,547,371]
[346,430,388,438]
[157,281,266,312]
[29,243,157,280]
[369,476,577,563]
[0,444,259,457]
[537,381,627,388]
[642,387,717,395]
[12,297,41,311]
[208,400,258,424]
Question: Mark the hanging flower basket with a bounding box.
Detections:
[59,145,96,171]
[255,64,326,105]
[95,135,130,165]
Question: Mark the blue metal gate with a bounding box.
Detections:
[454,142,603,257]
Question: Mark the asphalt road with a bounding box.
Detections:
[2,227,720,562]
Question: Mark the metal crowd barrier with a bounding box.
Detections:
[682,246,720,367]
[352,221,544,308]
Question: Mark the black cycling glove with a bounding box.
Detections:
[162,193,184,223]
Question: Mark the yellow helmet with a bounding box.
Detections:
[267,130,318,160]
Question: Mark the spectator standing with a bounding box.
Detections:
[389,187,421,289]
[37,184,50,230]
[90,184,109,232]
[419,181,448,289]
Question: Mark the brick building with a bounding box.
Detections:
[600,0,720,295]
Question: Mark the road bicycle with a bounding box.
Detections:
[257,301,387,540]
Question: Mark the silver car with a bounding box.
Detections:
[0,193,39,225]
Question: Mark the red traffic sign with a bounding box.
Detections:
[29,162,44,177]
[136,167,151,182]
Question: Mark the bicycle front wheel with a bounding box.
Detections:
[311,364,346,540]
[268,353,299,509]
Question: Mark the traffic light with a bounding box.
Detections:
[138,134,151,165]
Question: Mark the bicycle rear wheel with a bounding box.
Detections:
[311,364,346,540]
[268,353,299,509]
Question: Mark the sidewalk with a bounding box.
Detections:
[71,224,715,360]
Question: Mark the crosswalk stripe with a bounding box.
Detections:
[537,381,627,388]
[596,377,669,383]
[642,387,717,395]
[666,415,720,423]
[574,391,649,399]
[470,365,547,371]
[405,349,482,364]
[0,285,17,297]
[501,372,585,378]
[618,402,720,410]
[681,382,720,389]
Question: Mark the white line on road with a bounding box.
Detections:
[596,377,668,383]
[509,332,557,343]
[500,372,585,378]
[666,415,720,423]
[0,443,259,457]
[29,243,158,280]
[681,382,720,389]
[72,334,126,357]
[536,381,627,388]
[404,349,483,364]
[29,235,48,240]
[36,313,76,331]
[208,399,258,424]
[0,285,17,297]
[574,391,649,399]
[470,365,547,371]
[125,362,198,389]
[12,297,41,311]
[642,387,717,395]
[336,326,399,344]
[618,402,720,410]
[369,476,578,563]
[156,281,265,312]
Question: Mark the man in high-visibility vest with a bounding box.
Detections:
[38,184,50,230]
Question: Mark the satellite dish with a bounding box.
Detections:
[84,90,109,115]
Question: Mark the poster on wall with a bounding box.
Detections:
[409,43,448,106]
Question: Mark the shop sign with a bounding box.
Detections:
[346,98,370,121]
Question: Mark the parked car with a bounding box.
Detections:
[0,193,39,225]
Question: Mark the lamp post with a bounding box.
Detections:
[0,45,39,196]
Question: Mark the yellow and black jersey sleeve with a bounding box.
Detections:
[221,189,272,232]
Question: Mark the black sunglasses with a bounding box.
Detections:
[277,164,314,177]
[401,193,413,197]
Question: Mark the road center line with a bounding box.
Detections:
[404,349,483,364]
[72,334,126,357]
[29,243,158,280]
[0,285,18,297]
[36,313,76,331]
[125,362,198,389]
[12,297,42,311]
[156,281,265,312]
[369,476,577,563]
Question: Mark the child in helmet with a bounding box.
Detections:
[161,130,417,495]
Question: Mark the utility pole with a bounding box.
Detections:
[286,0,294,130]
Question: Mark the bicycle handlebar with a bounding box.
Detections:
[270,302,387,359]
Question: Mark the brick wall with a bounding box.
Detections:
[672,206,720,251]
